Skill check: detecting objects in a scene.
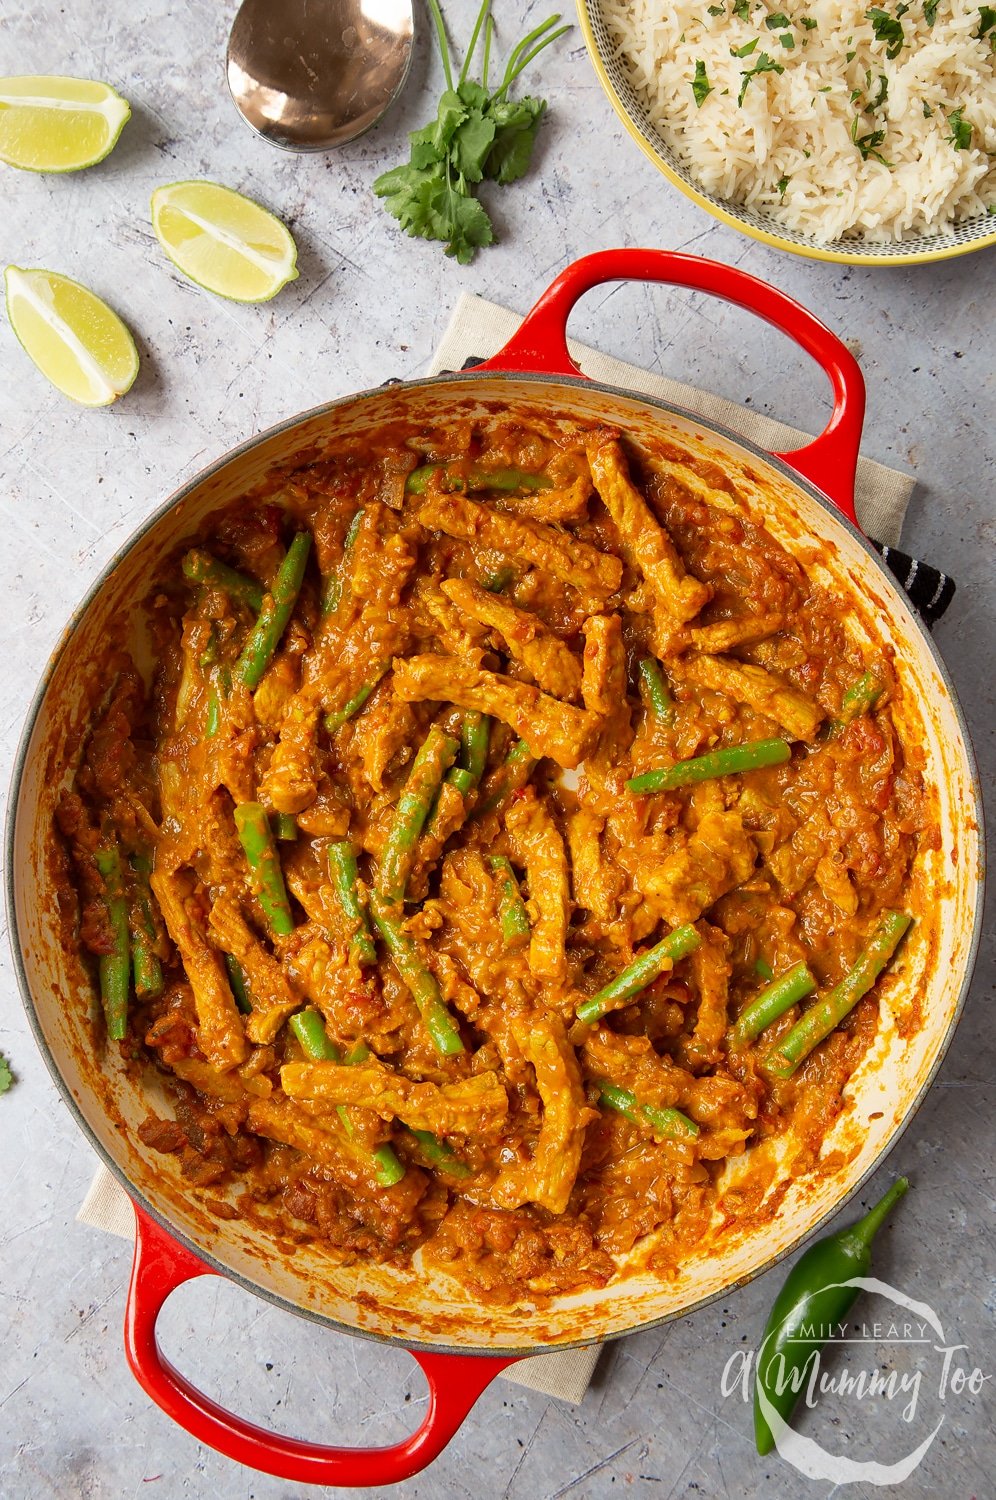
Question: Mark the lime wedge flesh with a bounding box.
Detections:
[151,180,299,303]
[4,267,139,406]
[0,75,130,172]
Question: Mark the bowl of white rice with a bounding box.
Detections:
[579,0,996,261]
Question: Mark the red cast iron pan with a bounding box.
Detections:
[8,250,981,1486]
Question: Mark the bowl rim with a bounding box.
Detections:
[4,367,986,1355]
[576,0,996,268]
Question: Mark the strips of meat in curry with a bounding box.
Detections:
[55,413,921,1301]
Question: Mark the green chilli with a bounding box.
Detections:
[224,953,253,1015]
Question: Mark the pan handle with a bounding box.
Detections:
[476,249,866,528]
[124,1204,518,1485]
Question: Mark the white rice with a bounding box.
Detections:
[601,0,996,240]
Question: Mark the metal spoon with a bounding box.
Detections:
[226,0,415,152]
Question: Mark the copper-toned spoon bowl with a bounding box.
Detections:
[226,0,415,151]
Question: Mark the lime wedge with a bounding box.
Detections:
[0,76,130,173]
[4,267,139,407]
[151,180,299,303]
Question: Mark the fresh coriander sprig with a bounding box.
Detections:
[372,0,569,264]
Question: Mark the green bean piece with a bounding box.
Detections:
[459,711,490,786]
[182,549,265,612]
[405,463,553,496]
[729,961,817,1047]
[204,667,231,740]
[377,725,459,903]
[597,1081,699,1141]
[475,738,537,816]
[445,767,476,798]
[129,854,163,1000]
[198,628,219,669]
[754,956,775,982]
[638,657,674,722]
[232,531,312,691]
[370,894,465,1056]
[323,665,389,735]
[224,953,252,1015]
[94,847,130,1041]
[489,856,530,949]
[763,912,913,1078]
[626,737,792,794]
[327,840,377,967]
[234,802,295,937]
[322,508,365,615]
[290,1009,340,1061]
[828,668,885,737]
[288,1012,406,1187]
[575,923,702,1025]
[407,1128,472,1178]
[480,566,514,593]
[272,812,297,842]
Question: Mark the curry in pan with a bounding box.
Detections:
[56,411,921,1302]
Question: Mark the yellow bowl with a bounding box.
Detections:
[577,0,996,267]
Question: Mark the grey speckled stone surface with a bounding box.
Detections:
[0,2,992,1497]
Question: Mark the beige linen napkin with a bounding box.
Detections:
[77,291,917,1409]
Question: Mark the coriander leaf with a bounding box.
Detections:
[865,7,905,57]
[978,5,996,36]
[0,1053,11,1094]
[854,127,891,162]
[457,78,490,110]
[733,0,751,18]
[452,111,497,181]
[410,123,445,170]
[801,15,819,26]
[692,59,713,106]
[373,4,565,263]
[433,89,469,152]
[445,187,496,263]
[738,50,785,105]
[485,97,547,183]
[924,0,940,19]
[734,37,761,54]
[871,73,889,107]
[780,32,796,45]
[946,106,973,148]
[708,4,726,14]
[766,11,792,25]
[923,99,933,115]
[777,174,790,197]
[373,161,450,239]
